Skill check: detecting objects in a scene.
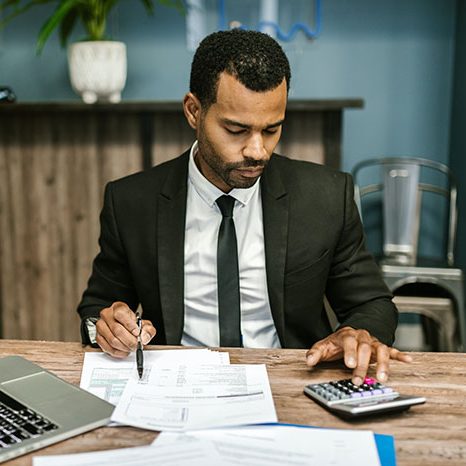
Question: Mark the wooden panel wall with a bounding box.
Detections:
[277,111,325,164]
[152,112,195,165]
[0,112,141,341]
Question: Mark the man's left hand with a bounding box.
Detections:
[305,326,412,385]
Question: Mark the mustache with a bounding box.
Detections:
[227,158,268,169]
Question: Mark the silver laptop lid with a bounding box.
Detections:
[0,355,114,463]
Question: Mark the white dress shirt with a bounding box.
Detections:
[182,142,281,348]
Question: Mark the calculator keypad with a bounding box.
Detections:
[306,377,398,405]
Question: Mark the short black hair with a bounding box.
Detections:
[190,29,291,108]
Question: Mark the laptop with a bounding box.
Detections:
[0,355,114,463]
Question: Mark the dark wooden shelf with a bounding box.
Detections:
[0,99,364,113]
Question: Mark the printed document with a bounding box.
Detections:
[33,441,220,466]
[154,424,381,466]
[33,425,381,466]
[80,349,230,405]
[111,363,277,431]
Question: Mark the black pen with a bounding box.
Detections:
[136,310,144,379]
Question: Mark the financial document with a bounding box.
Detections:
[33,442,221,466]
[154,424,382,466]
[33,424,381,466]
[111,363,277,431]
[80,349,230,405]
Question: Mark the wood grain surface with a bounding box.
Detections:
[0,112,142,342]
[0,341,464,465]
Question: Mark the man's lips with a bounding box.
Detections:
[234,167,264,177]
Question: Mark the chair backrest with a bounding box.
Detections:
[352,157,457,266]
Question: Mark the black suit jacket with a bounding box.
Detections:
[78,152,397,348]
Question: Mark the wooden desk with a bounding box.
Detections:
[0,340,465,465]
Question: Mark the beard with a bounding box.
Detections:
[197,128,269,190]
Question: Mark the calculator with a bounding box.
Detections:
[304,377,426,419]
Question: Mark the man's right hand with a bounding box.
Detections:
[96,302,156,358]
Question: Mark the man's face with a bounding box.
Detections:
[191,72,287,192]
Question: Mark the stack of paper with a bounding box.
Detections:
[81,349,277,431]
[111,362,277,431]
[33,424,392,466]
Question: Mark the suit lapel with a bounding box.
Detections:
[157,152,189,344]
[261,155,289,346]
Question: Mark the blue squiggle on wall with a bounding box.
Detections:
[217,0,322,41]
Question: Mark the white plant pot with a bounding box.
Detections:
[68,41,127,104]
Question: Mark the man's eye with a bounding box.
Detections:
[264,129,279,135]
[226,128,246,135]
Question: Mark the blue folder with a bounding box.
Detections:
[265,423,396,466]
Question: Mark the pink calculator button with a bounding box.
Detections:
[364,377,376,385]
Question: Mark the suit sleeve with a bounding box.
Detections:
[325,174,398,345]
[77,182,139,329]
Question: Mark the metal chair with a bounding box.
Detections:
[352,157,465,351]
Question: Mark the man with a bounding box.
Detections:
[78,29,411,385]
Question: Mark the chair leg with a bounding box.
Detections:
[393,296,457,352]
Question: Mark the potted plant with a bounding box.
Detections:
[0,0,184,103]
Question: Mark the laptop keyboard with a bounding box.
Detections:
[0,389,58,448]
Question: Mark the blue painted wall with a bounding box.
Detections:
[0,0,457,173]
[450,1,466,272]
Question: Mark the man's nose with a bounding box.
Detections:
[243,133,267,161]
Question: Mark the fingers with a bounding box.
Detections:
[306,336,343,367]
[370,344,412,384]
[96,302,154,358]
[389,347,413,363]
[306,347,324,367]
[105,302,140,337]
[374,343,390,383]
[305,327,413,385]
[95,321,131,359]
[348,332,373,385]
[341,333,358,369]
[141,320,157,345]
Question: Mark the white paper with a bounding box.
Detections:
[33,441,220,466]
[33,425,380,466]
[80,349,230,405]
[154,424,381,466]
[111,364,277,431]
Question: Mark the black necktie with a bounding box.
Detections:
[216,195,242,347]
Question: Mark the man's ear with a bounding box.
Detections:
[183,92,202,130]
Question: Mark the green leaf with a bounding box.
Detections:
[80,0,111,40]
[36,0,80,54]
[58,7,78,46]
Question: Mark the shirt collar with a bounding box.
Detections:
[188,141,261,208]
